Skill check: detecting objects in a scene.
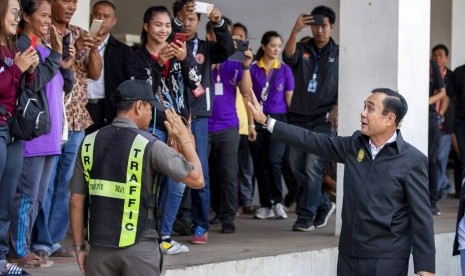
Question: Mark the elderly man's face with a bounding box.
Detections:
[360,93,393,137]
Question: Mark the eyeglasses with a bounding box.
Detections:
[12,10,23,21]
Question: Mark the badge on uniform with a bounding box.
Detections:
[193,84,206,97]
[215,82,223,96]
[357,149,365,162]
[307,74,317,93]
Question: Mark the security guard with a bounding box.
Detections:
[68,79,204,276]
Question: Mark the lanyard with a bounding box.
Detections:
[190,39,199,57]
[215,64,221,83]
[311,50,319,79]
[260,68,276,103]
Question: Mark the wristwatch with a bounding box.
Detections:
[72,243,86,252]
[262,115,271,128]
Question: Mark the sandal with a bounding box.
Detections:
[0,263,30,275]
[50,248,76,257]
[7,252,42,268]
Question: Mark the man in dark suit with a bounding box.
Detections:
[247,88,435,276]
[86,0,133,135]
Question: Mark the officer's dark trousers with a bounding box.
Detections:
[337,253,409,276]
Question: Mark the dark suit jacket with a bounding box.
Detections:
[272,121,435,273]
[102,35,133,124]
[453,178,465,256]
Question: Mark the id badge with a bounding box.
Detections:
[193,84,206,97]
[215,82,224,96]
[307,79,317,93]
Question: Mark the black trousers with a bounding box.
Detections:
[337,253,409,276]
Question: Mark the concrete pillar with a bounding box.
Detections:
[70,0,91,30]
[451,0,465,69]
[336,0,430,235]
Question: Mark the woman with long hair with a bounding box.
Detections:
[249,31,294,220]
[0,0,38,273]
[127,5,201,255]
[7,0,75,268]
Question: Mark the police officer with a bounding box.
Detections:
[68,79,204,276]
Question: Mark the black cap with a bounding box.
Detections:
[115,79,156,107]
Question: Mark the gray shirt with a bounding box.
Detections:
[69,117,193,195]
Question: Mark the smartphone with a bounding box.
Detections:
[174,33,187,43]
[89,19,103,37]
[305,14,325,25]
[30,35,37,48]
[229,40,249,62]
[62,33,73,60]
[194,1,214,15]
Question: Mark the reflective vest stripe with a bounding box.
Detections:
[81,131,98,240]
[119,134,149,247]
[88,179,126,199]
[81,131,98,184]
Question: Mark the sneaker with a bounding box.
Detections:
[159,239,189,255]
[191,226,208,244]
[273,203,288,219]
[221,223,235,234]
[209,215,220,225]
[173,219,193,236]
[432,206,441,216]
[254,207,275,219]
[292,221,315,232]
[242,206,255,215]
[314,202,336,228]
[283,192,296,208]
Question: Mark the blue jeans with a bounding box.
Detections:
[0,126,23,260]
[289,121,333,223]
[10,156,54,257]
[153,128,187,237]
[437,133,452,199]
[190,117,210,229]
[209,128,239,224]
[32,130,85,254]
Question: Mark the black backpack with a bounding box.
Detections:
[0,60,50,141]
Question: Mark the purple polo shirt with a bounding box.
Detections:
[250,61,294,114]
[208,60,243,132]
[23,45,64,157]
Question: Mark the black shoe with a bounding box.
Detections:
[209,215,220,225]
[221,223,235,234]
[432,206,441,216]
[292,220,315,232]
[284,193,296,208]
[313,202,336,228]
[242,206,255,215]
[173,219,193,236]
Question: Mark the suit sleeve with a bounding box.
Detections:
[272,120,349,163]
[404,154,435,273]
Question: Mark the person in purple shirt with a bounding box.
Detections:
[206,19,253,237]
[8,0,75,268]
[250,31,294,220]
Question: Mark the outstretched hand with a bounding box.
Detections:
[246,89,267,125]
[164,108,189,144]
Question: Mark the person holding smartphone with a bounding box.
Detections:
[8,0,75,268]
[86,1,133,135]
[127,5,202,255]
[282,5,338,232]
[0,0,38,274]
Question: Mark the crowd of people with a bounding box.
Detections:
[1,0,464,275]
